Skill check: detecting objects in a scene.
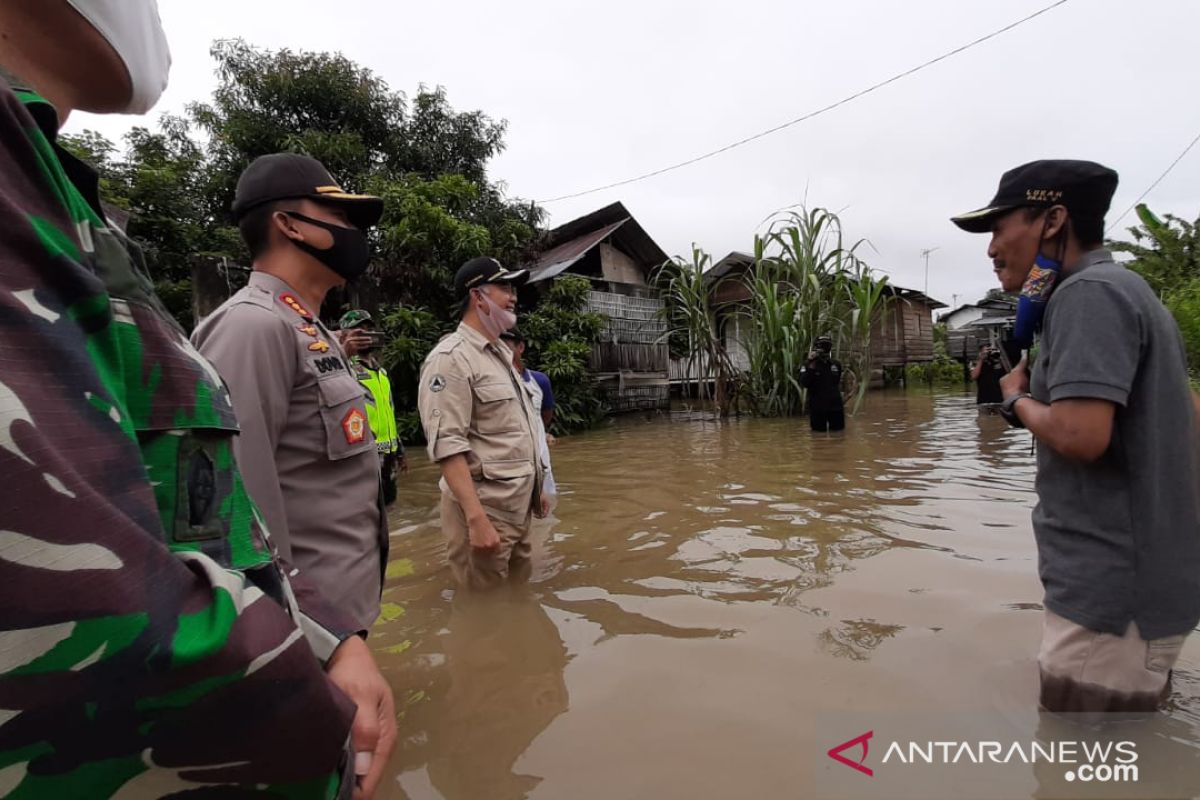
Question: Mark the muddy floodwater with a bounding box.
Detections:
[370,390,1200,800]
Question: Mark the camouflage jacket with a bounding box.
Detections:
[0,86,356,797]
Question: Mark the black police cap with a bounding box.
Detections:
[951,159,1118,234]
[232,153,383,229]
[499,328,526,343]
[454,256,528,298]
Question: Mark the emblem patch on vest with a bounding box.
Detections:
[342,408,367,444]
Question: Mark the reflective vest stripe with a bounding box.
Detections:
[357,365,399,454]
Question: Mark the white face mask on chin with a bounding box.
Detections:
[473,289,517,340]
[66,0,172,114]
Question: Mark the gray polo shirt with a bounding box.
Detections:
[1029,248,1200,640]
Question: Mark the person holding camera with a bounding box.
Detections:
[971,343,1005,411]
[340,309,408,506]
[799,335,846,432]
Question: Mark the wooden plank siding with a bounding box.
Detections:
[583,289,670,411]
[868,297,936,367]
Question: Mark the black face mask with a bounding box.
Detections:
[282,211,370,282]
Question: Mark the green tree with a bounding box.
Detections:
[66,39,542,329]
[189,40,542,312]
[62,38,553,442]
[377,305,450,444]
[1111,204,1200,297]
[60,119,241,329]
[58,130,127,207]
[1111,204,1200,376]
[518,275,608,433]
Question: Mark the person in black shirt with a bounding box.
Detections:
[799,336,845,432]
[971,343,1005,411]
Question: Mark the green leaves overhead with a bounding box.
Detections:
[63,39,542,328]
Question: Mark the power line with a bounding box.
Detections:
[538,0,1070,204]
[1107,127,1200,234]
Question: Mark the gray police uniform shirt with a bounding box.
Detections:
[192,272,386,630]
[1029,248,1200,640]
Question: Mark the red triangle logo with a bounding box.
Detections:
[827,730,874,777]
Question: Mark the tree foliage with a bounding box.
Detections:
[1111,204,1200,297]
[60,40,564,441]
[517,275,608,433]
[377,305,451,444]
[1111,204,1200,376]
[63,39,543,326]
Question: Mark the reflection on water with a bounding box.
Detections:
[372,390,1200,800]
[424,591,567,800]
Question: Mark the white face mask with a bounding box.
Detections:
[473,288,517,340]
[66,0,171,114]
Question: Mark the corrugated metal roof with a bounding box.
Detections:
[886,285,948,310]
[526,219,628,283]
[706,251,754,281]
[536,202,669,273]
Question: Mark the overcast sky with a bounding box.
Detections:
[65,0,1200,312]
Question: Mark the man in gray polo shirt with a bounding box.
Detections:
[952,159,1200,712]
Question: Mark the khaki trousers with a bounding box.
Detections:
[1038,609,1187,713]
[441,493,533,590]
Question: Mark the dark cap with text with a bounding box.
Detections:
[232,153,384,229]
[454,256,528,297]
[951,159,1119,233]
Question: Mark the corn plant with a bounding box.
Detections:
[744,208,889,415]
[654,248,740,417]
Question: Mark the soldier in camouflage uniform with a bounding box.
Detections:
[0,2,394,797]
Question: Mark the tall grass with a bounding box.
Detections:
[664,206,889,417]
[654,248,741,416]
[744,208,889,415]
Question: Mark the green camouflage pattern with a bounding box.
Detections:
[0,87,355,796]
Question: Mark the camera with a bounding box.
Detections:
[353,330,388,352]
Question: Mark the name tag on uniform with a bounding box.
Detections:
[309,354,347,376]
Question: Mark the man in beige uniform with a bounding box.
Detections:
[419,257,548,589]
[193,153,387,629]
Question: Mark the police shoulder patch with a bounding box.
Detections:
[429,375,446,393]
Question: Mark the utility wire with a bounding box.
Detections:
[538,0,1070,204]
[1107,127,1200,234]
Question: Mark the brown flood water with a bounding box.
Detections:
[371,390,1200,800]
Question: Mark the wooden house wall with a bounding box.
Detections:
[582,289,669,411]
[599,243,646,286]
[869,298,937,366]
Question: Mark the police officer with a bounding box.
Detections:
[799,335,846,432]
[339,309,407,506]
[418,256,549,590]
[193,153,387,630]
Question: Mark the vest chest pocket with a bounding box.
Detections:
[317,374,375,461]
[472,379,521,434]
